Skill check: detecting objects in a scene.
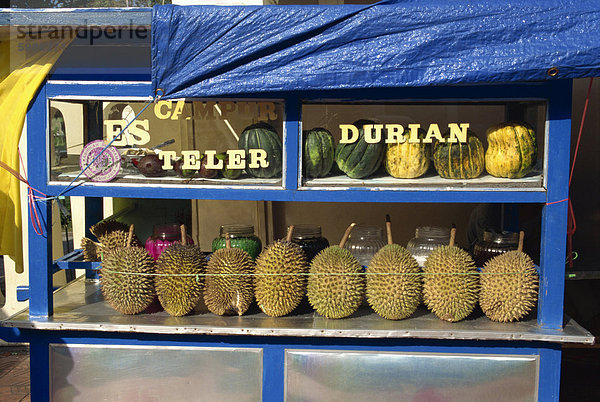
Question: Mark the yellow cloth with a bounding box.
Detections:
[0,30,71,273]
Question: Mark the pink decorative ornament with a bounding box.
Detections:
[79,140,121,182]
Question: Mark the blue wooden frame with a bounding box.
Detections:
[30,79,572,328]
[24,77,572,401]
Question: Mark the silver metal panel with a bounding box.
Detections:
[2,278,594,344]
[285,350,539,402]
[49,344,262,402]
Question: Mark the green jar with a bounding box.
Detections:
[212,224,262,260]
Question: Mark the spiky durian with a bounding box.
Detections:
[100,225,155,315]
[98,230,142,252]
[307,223,364,319]
[423,228,479,322]
[90,219,130,239]
[81,221,139,262]
[479,232,538,322]
[155,226,205,317]
[254,226,308,317]
[367,216,421,320]
[81,237,100,262]
[204,236,254,316]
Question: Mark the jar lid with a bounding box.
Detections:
[219,224,254,237]
[415,226,451,239]
[482,230,519,244]
[291,224,321,240]
[152,223,182,240]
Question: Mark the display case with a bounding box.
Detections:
[1,6,596,402]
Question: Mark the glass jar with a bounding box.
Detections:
[212,224,262,260]
[290,224,329,262]
[145,223,194,261]
[343,225,386,268]
[406,226,451,267]
[473,231,519,267]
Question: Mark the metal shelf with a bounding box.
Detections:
[2,277,593,345]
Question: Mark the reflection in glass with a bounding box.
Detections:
[49,99,284,186]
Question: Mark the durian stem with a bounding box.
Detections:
[518,230,525,252]
[127,224,134,248]
[225,233,231,249]
[339,223,357,248]
[286,225,295,242]
[181,224,187,246]
[449,227,456,247]
[385,214,392,245]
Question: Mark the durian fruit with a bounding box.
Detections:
[81,220,141,262]
[367,215,421,320]
[81,237,100,262]
[204,234,255,316]
[254,225,308,317]
[100,225,155,315]
[98,230,142,252]
[155,225,205,317]
[423,228,479,322]
[90,219,129,239]
[479,231,538,322]
[307,223,365,319]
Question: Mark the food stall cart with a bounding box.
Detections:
[1,2,598,400]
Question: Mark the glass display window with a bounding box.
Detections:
[49,99,285,187]
[300,101,546,189]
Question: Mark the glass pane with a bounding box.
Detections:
[49,99,284,186]
[301,102,546,189]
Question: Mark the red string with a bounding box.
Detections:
[566,77,593,267]
[16,149,45,236]
[545,198,568,206]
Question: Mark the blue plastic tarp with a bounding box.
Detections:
[152,0,600,99]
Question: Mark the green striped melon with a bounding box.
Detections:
[485,122,537,179]
[433,130,485,179]
[335,120,385,179]
[304,128,334,178]
[238,122,282,178]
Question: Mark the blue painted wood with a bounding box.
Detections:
[538,344,562,402]
[55,260,101,271]
[16,286,30,302]
[47,80,153,99]
[27,84,53,318]
[43,184,547,203]
[46,80,554,102]
[0,327,22,344]
[29,340,50,402]
[16,286,61,302]
[84,197,103,280]
[284,97,300,191]
[262,346,285,402]
[538,80,572,330]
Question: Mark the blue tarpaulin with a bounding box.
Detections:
[152,0,600,99]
